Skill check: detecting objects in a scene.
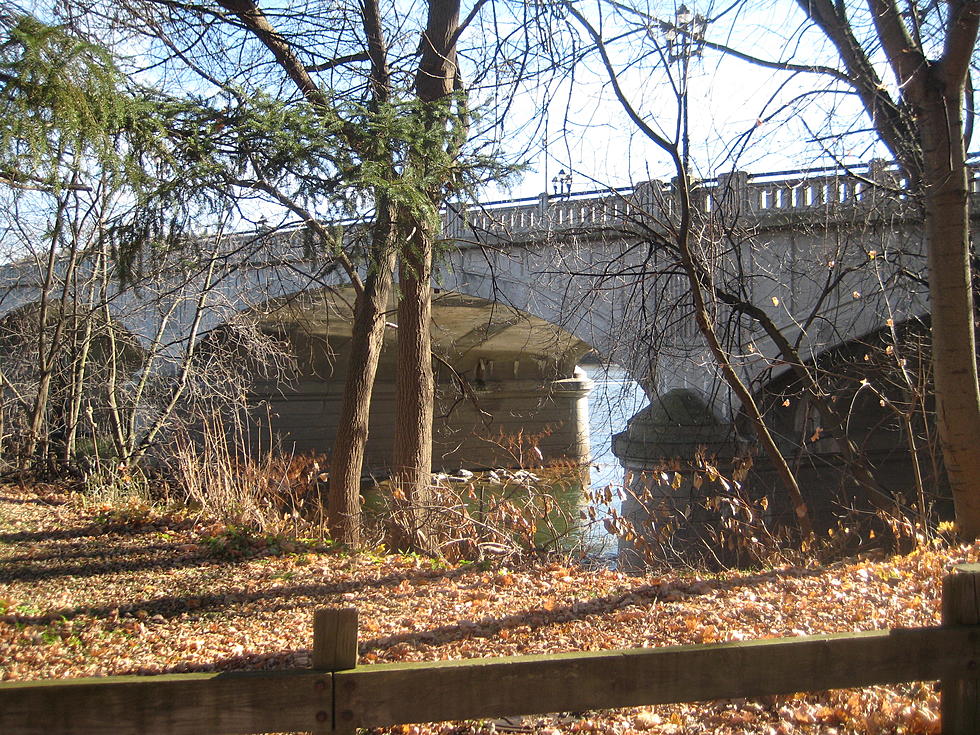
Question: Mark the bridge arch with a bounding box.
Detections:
[742,314,947,526]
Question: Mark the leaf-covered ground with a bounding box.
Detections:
[1,484,976,734]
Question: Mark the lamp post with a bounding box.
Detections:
[551,169,573,198]
[661,4,707,172]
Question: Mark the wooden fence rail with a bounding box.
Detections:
[3,564,980,735]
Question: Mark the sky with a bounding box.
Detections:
[21,0,969,224]
[477,0,899,203]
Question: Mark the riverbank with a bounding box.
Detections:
[1,483,970,734]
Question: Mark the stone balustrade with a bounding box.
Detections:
[445,159,980,239]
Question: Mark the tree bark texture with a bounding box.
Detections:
[387,0,461,553]
[876,0,980,538]
[920,84,980,538]
[325,0,396,547]
[391,218,436,552]
[415,0,460,103]
[327,198,397,547]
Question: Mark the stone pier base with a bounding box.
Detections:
[611,389,735,570]
[250,370,592,473]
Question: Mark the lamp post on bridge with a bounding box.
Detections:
[660,4,707,173]
[552,169,573,199]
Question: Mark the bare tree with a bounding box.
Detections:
[528,0,977,553]
[789,0,980,537]
[0,12,305,478]
[564,2,816,538]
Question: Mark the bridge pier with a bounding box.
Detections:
[243,290,595,474]
[249,366,593,473]
[611,389,736,569]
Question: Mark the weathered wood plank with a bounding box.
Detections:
[0,669,332,735]
[3,626,978,734]
[335,627,978,728]
[313,607,359,672]
[312,608,358,733]
[942,564,980,734]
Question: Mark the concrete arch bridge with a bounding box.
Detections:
[0,159,977,482]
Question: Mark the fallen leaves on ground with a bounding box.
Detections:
[0,483,971,734]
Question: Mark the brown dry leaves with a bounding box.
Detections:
[0,483,974,734]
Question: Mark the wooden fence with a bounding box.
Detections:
[3,564,980,735]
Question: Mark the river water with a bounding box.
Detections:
[583,363,646,491]
[365,364,646,558]
[577,363,646,556]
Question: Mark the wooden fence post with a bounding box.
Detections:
[312,608,358,734]
[314,607,359,671]
[942,563,980,733]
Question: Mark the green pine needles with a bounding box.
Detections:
[0,13,135,190]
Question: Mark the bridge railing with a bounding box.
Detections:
[3,564,980,735]
[741,160,917,214]
[747,173,871,211]
[447,186,643,238]
[215,158,979,252]
[447,158,980,239]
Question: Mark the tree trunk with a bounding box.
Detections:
[327,197,398,546]
[390,217,436,553]
[325,0,399,547]
[920,84,980,538]
[384,0,461,554]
